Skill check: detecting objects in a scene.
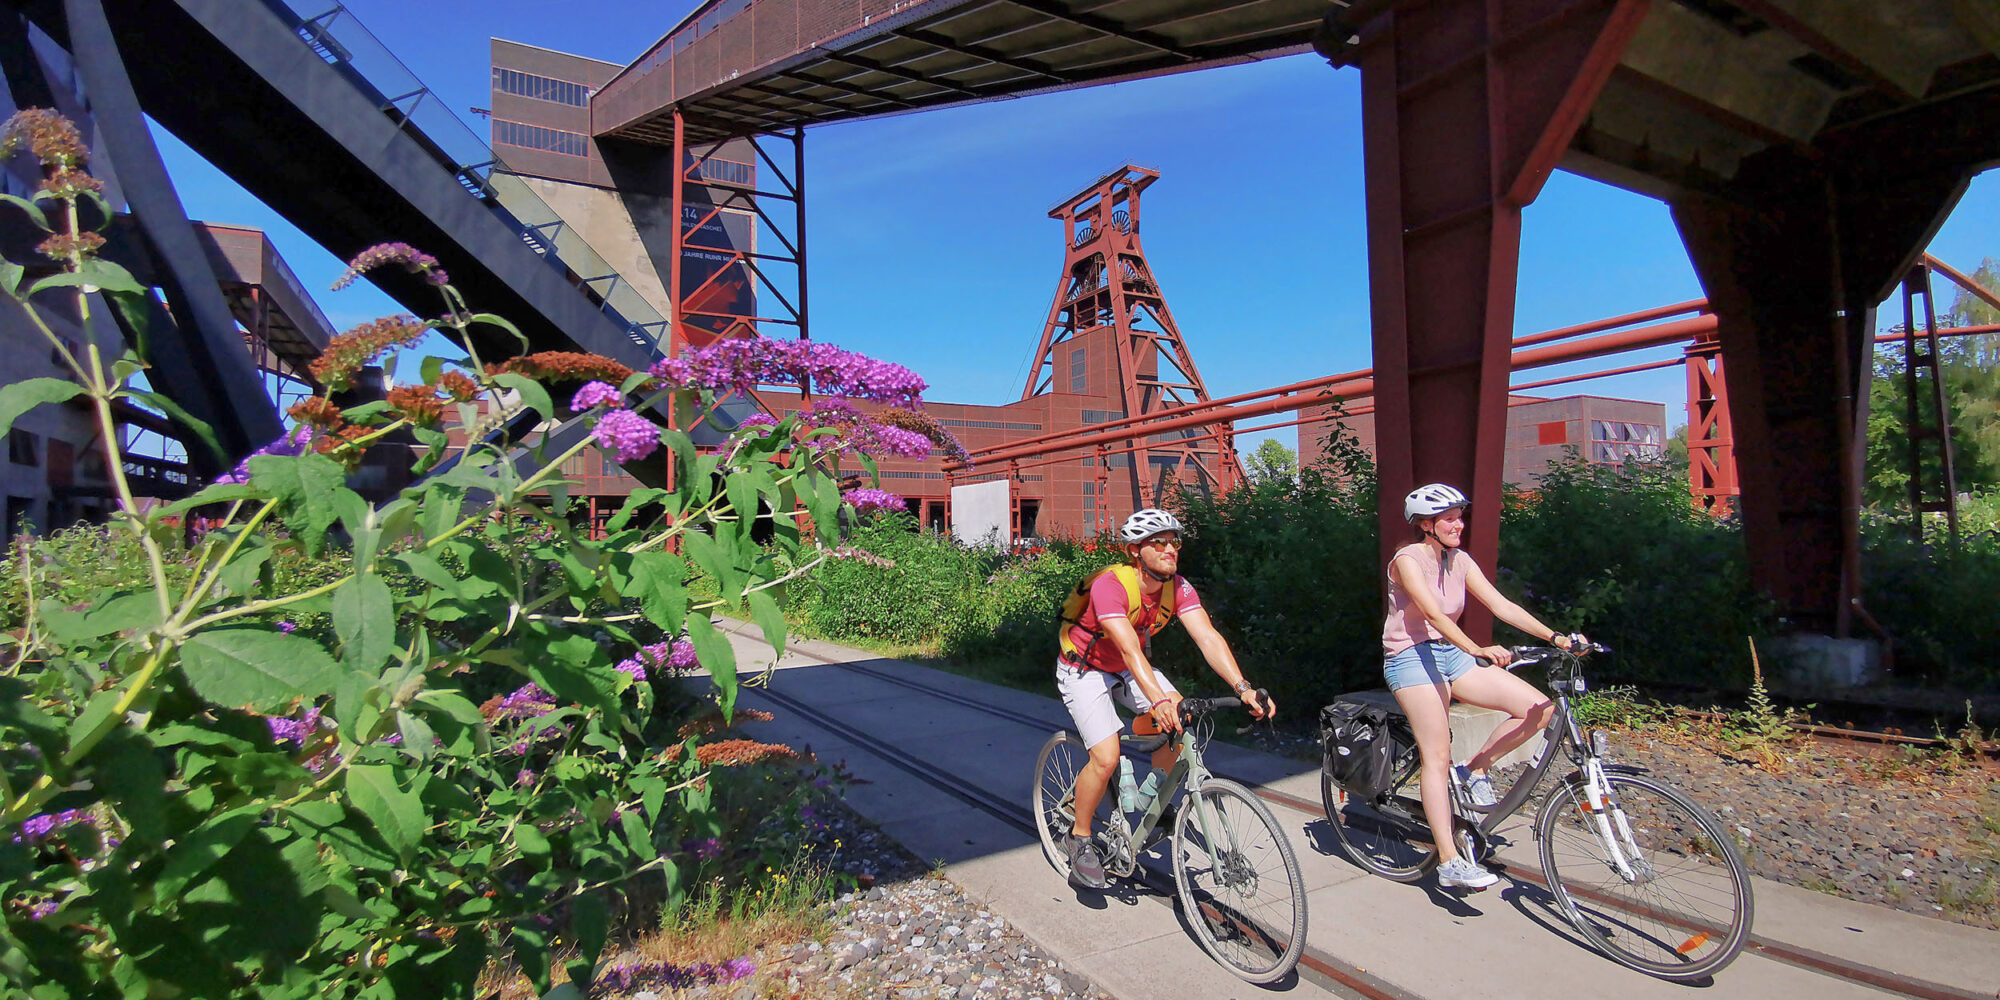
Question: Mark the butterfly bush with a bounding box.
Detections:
[843,487,905,515]
[0,121,910,1000]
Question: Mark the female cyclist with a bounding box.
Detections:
[1384,483,1581,890]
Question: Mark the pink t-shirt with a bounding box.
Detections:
[1067,570,1202,673]
[1382,543,1470,655]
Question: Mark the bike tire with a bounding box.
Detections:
[1172,778,1308,984]
[1535,770,1754,981]
[1031,731,1089,878]
[1321,768,1436,882]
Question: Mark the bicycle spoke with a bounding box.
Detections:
[1174,781,1307,983]
[1537,772,1753,980]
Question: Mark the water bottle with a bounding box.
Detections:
[1133,769,1163,813]
[1117,757,1139,813]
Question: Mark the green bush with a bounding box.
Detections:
[1860,491,2000,689]
[785,511,981,646]
[1496,453,1774,688]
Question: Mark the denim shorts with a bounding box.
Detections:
[1383,640,1476,691]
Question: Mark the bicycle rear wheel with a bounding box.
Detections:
[1536,770,1753,981]
[1173,779,1307,984]
[1321,769,1436,882]
[1031,731,1089,877]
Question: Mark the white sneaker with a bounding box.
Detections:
[1437,856,1498,891]
[1454,764,1497,807]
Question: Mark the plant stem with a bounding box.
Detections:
[2,642,170,823]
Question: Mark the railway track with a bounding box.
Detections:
[722,625,1994,1000]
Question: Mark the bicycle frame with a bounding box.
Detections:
[1373,647,1655,878]
[1099,714,1236,878]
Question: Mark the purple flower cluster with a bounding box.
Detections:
[568,380,624,412]
[684,836,724,861]
[735,412,778,431]
[26,899,57,921]
[615,640,698,681]
[13,809,88,845]
[592,409,660,463]
[494,683,557,721]
[277,620,297,633]
[842,487,905,515]
[828,546,896,569]
[651,338,927,408]
[332,242,448,291]
[213,425,315,486]
[597,955,755,992]
[793,399,932,460]
[266,706,323,746]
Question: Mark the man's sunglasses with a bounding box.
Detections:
[1141,536,1185,551]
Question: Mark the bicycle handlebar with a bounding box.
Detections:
[1499,640,1610,671]
[1178,689,1271,721]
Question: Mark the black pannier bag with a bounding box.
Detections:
[1320,698,1394,800]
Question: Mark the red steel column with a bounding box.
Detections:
[1355,0,1647,639]
[1683,330,1737,515]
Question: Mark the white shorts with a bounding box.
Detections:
[1056,660,1180,750]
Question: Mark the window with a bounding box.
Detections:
[493,68,588,107]
[1589,419,1662,463]
[688,156,752,186]
[1068,348,1087,393]
[8,429,37,467]
[493,119,589,157]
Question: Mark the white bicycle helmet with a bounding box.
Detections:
[1403,483,1469,524]
[1119,508,1183,544]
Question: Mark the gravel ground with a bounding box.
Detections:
[595,795,1116,1000]
[1606,730,2000,927]
[1281,711,2000,929]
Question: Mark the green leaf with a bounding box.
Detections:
[467,312,529,352]
[412,689,484,726]
[491,372,554,423]
[395,551,463,600]
[345,763,425,863]
[178,628,346,712]
[419,355,446,386]
[332,575,396,671]
[106,285,157,361]
[0,192,50,230]
[332,489,379,571]
[159,482,260,517]
[154,805,261,899]
[394,710,436,763]
[726,471,759,544]
[604,487,670,532]
[91,729,168,842]
[419,483,465,541]
[512,822,549,859]
[29,259,147,297]
[214,544,271,599]
[800,465,838,540]
[684,530,743,603]
[76,590,164,638]
[523,626,618,716]
[662,429,698,500]
[127,390,228,465]
[683,616,738,720]
[625,551,687,635]
[248,452,348,556]
[570,893,609,969]
[746,590,787,656]
[0,377,83,440]
[619,369,655,394]
[0,259,22,299]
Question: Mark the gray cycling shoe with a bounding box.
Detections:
[1061,834,1108,889]
[1436,855,1499,891]
[1455,764,1497,808]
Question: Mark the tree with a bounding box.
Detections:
[1864,256,2000,508]
[1245,438,1298,485]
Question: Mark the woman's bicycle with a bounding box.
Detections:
[1032,694,1307,984]
[1321,643,1754,981]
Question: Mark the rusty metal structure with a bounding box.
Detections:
[1019,166,1241,527]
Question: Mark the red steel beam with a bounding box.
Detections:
[958,312,1716,469]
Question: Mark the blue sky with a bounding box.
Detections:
[152,1,2000,456]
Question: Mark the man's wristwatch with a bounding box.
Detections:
[1233,682,1253,695]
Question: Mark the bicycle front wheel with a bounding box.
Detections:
[1031,731,1089,878]
[1321,769,1436,882]
[1536,770,1754,981]
[1173,779,1308,984]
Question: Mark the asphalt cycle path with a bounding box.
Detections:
[693,622,2000,1000]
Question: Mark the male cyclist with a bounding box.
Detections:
[1054,508,1276,889]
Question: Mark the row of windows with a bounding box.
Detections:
[1592,420,1661,445]
[690,156,752,186]
[1078,409,1125,424]
[939,418,1043,431]
[494,119,589,157]
[493,68,588,107]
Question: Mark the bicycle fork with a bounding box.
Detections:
[1578,758,1654,884]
